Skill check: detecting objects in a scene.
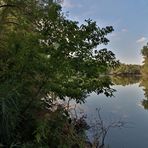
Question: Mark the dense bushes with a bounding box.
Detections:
[0,0,118,147]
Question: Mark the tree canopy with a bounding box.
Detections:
[0,0,119,147]
[141,43,148,77]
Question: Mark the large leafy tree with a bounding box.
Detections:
[0,0,118,147]
[141,43,148,77]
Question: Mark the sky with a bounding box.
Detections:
[61,0,148,64]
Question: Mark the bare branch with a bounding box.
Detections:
[89,108,128,148]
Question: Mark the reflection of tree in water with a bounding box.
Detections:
[142,100,148,109]
[111,76,141,86]
[111,76,148,110]
[140,77,148,110]
[110,76,148,110]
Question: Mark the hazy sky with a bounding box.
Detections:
[62,0,148,64]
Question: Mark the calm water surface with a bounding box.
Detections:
[80,77,148,148]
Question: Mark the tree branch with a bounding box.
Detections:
[0,4,17,8]
[21,83,45,115]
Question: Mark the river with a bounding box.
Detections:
[79,76,148,148]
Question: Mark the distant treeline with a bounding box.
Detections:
[109,63,141,76]
[109,42,148,76]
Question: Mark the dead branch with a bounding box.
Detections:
[90,108,128,148]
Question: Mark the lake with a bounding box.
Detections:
[79,76,148,148]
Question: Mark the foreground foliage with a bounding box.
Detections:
[0,0,118,147]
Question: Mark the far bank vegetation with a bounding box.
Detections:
[109,63,141,76]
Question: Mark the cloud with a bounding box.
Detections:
[121,28,128,32]
[62,0,82,8]
[62,0,73,8]
[136,37,147,43]
[109,32,118,38]
[108,32,120,41]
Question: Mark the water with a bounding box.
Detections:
[80,76,148,148]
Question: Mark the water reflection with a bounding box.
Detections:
[111,76,141,86]
[110,75,148,110]
[140,76,148,109]
[85,76,148,148]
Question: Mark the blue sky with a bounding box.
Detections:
[62,0,148,64]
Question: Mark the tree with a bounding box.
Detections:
[141,43,148,77]
[0,0,118,147]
